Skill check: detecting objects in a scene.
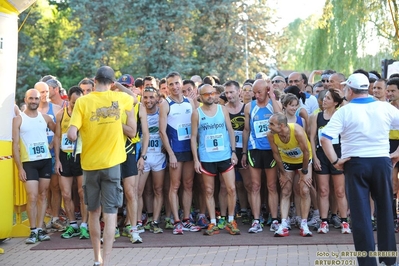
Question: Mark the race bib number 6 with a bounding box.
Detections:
[205,134,225,152]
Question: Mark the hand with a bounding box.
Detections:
[391,151,399,166]
[279,171,290,188]
[18,167,27,182]
[241,154,248,169]
[333,157,351,171]
[312,157,321,172]
[55,159,63,176]
[268,86,276,100]
[299,171,313,187]
[137,157,144,174]
[314,70,324,75]
[169,153,177,169]
[231,153,238,165]
[194,160,202,174]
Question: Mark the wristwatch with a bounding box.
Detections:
[301,169,308,175]
[141,154,147,161]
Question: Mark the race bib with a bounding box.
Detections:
[177,123,191,141]
[318,129,339,146]
[282,147,302,158]
[28,142,49,161]
[205,134,225,152]
[148,135,162,153]
[234,131,243,148]
[46,128,54,137]
[254,120,268,138]
[61,133,74,151]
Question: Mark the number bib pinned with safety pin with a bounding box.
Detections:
[177,123,191,141]
[28,142,49,161]
[205,134,225,152]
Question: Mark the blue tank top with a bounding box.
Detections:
[47,103,56,156]
[295,115,303,127]
[198,105,231,162]
[248,100,273,150]
[166,96,192,152]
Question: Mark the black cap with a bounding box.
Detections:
[95,66,115,81]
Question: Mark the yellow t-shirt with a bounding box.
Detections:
[273,123,312,164]
[69,90,134,170]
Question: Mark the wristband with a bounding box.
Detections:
[231,150,236,154]
[241,151,247,155]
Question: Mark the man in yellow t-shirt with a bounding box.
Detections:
[67,66,135,266]
[267,112,313,238]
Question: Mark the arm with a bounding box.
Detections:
[112,81,135,97]
[137,104,149,171]
[43,114,56,133]
[267,131,285,173]
[268,86,282,113]
[308,70,323,85]
[294,125,313,187]
[54,110,63,175]
[190,109,201,174]
[12,116,26,182]
[159,100,176,168]
[67,126,78,142]
[222,106,238,165]
[299,108,309,135]
[308,114,320,171]
[241,103,251,168]
[123,106,137,139]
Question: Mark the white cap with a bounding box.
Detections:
[340,73,369,90]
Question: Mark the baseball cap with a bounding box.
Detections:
[118,74,134,87]
[95,66,115,81]
[340,73,369,90]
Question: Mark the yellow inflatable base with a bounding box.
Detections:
[0,141,13,239]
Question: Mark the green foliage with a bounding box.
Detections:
[279,0,399,77]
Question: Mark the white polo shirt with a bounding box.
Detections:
[322,97,399,158]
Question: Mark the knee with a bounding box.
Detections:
[300,186,310,198]
[153,186,163,197]
[61,191,72,202]
[250,182,261,194]
[281,187,292,199]
[226,186,236,197]
[204,186,214,198]
[335,188,346,199]
[319,186,329,198]
[267,182,278,194]
[27,193,38,203]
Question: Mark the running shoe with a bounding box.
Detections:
[80,227,90,239]
[317,221,329,234]
[115,228,120,238]
[173,222,184,235]
[269,220,279,232]
[47,219,66,231]
[241,213,250,224]
[196,216,209,229]
[341,222,352,234]
[25,231,38,244]
[182,220,201,232]
[38,229,50,241]
[300,224,313,237]
[274,225,289,237]
[330,215,341,229]
[372,219,377,231]
[122,225,132,237]
[130,228,143,244]
[61,226,80,239]
[203,223,220,236]
[225,220,241,235]
[137,223,145,234]
[248,220,263,233]
[307,215,321,228]
[217,217,227,230]
[143,217,153,230]
[164,218,174,229]
[150,221,164,234]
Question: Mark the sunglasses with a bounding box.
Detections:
[322,80,329,83]
[144,87,158,92]
[272,80,284,84]
[201,92,216,97]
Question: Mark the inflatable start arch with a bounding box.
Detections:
[0,0,37,252]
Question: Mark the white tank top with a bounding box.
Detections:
[19,112,52,162]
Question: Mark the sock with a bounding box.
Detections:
[211,219,216,225]
[321,218,329,223]
[301,219,307,226]
[147,213,153,218]
[132,226,137,230]
[340,218,347,223]
[51,217,58,223]
[174,220,180,225]
[228,216,234,222]
[70,221,78,229]
[281,218,287,227]
[254,219,260,223]
[272,218,278,223]
[80,222,88,229]
[31,227,38,233]
[125,224,131,228]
